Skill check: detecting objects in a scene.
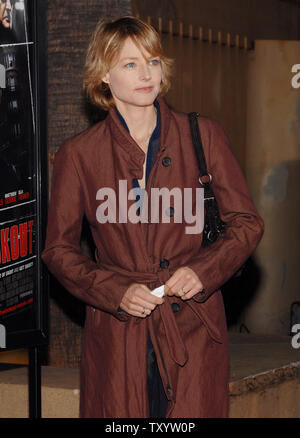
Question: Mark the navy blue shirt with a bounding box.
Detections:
[115,100,161,216]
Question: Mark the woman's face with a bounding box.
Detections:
[0,0,12,29]
[102,37,162,110]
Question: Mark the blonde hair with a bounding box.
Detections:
[83,16,173,110]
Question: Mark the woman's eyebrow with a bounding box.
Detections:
[119,55,159,62]
[119,57,140,62]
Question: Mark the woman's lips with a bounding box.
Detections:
[135,86,154,93]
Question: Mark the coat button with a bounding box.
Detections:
[165,206,174,217]
[117,306,126,315]
[162,156,171,167]
[166,383,174,398]
[171,302,180,313]
[160,258,169,269]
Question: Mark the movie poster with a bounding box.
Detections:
[0,0,38,338]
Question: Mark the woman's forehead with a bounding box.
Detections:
[115,36,157,62]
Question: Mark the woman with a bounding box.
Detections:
[41,16,264,418]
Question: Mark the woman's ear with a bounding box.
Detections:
[102,72,110,84]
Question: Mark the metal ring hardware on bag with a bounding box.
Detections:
[198,173,212,186]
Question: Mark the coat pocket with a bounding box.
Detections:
[186,290,226,343]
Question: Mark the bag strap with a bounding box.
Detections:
[188,112,207,176]
[188,112,213,188]
[188,111,226,245]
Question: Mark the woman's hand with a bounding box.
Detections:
[120,283,165,318]
[164,266,204,300]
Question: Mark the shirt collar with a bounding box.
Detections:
[106,95,171,177]
[114,99,161,144]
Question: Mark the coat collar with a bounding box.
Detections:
[106,95,172,176]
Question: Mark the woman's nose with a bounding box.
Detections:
[139,64,151,81]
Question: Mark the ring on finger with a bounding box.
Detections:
[141,307,146,315]
[180,287,185,296]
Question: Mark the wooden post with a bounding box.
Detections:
[199,26,203,41]
[226,32,231,47]
[179,22,183,37]
[217,30,222,45]
[158,17,162,33]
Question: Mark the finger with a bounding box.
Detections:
[164,270,183,294]
[179,278,199,296]
[181,286,204,301]
[180,276,204,300]
[164,284,176,296]
[126,290,163,313]
[130,308,151,318]
[165,281,182,297]
[166,278,195,297]
[165,278,185,296]
[134,306,152,317]
[121,302,151,317]
[139,284,152,294]
[137,286,165,305]
[164,267,195,295]
[129,297,157,313]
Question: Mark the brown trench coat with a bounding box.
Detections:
[41,96,264,418]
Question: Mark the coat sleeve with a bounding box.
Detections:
[41,140,132,321]
[188,118,264,303]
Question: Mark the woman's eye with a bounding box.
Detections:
[125,62,135,68]
[150,59,160,66]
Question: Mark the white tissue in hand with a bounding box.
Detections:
[150,284,165,297]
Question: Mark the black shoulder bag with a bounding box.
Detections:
[188,112,226,247]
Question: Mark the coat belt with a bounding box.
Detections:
[95,256,189,367]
